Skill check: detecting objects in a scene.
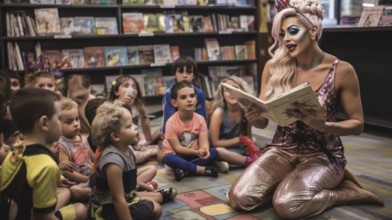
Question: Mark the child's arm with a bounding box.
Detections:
[209,108,240,148]
[168,138,199,157]
[59,146,89,183]
[198,133,211,159]
[105,163,133,220]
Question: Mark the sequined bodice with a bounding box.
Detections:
[268,60,346,168]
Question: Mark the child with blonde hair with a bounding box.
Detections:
[24,70,58,93]
[90,102,176,219]
[209,75,261,172]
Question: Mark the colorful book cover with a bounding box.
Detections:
[34,8,61,35]
[42,50,62,68]
[73,17,95,35]
[55,0,72,4]
[122,13,144,34]
[357,6,383,27]
[141,68,163,96]
[138,45,154,65]
[153,44,171,64]
[90,0,115,4]
[221,46,235,60]
[60,17,74,35]
[378,6,392,26]
[205,38,220,61]
[72,0,90,4]
[61,49,84,68]
[94,17,118,35]
[170,46,180,62]
[105,46,128,67]
[144,13,165,33]
[189,15,204,32]
[30,0,55,3]
[127,46,140,65]
[84,47,105,67]
[234,44,247,60]
[123,0,144,4]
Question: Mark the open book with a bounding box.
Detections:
[222,82,324,126]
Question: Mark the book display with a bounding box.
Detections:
[0,0,260,99]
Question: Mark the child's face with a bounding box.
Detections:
[175,67,194,83]
[117,110,139,146]
[172,87,196,112]
[46,101,62,144]
[10,78,21,91]
[60,107,80,139]
[116,78,137,105]
[34,77,56,92]
[0,133,10,164]
[223,79,241,105]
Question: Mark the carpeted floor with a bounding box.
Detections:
[146,109,391,220]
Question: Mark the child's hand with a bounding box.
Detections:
[198,148,210,159]
[59,177,76,188]
[59,161,76,173]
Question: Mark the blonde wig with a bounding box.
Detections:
[266,0,324,99]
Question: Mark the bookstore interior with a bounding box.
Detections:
[0,0,391,128]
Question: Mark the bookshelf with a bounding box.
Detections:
[319,26,392,129]
[0,1,260,102]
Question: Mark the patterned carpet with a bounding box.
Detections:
[146,114,392,219]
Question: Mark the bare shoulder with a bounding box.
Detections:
[336,60,357,80]
[211,107,224,119]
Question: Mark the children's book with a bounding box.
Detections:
[34,8,61,35]
[72,0,90,4]
[105,46,128,67]
[84,46,105,67]
[205,38,220,61]
[73,17,95,35]
[127,46,140,65]
[42,50,62,68]
[378,6,392,26]
[222,82,324,126]
[94,17,118,35]
[30,0,55,3]
[90,0,115,4]
[61,49,84,68]
[234,44,247,60]
[142,68,163,96]
[189,15,204,32]
[170,46,180,62]
[123,0,144,4]
[122,13,145,34]
[60,17,74,35]
[357,6,383,27]
[153,44,171,64]
[138,45,154,65]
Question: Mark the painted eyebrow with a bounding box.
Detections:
[287,25,300,30]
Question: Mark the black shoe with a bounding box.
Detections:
[205,166,218,178]
[174,168,185,181]
[158,187,177,203]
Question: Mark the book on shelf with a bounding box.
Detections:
[42,50,62,68]
[30,0,55,4]
[221,46,235,60]
[122,13,145,34]
[105,47,128,67]
[4,0,29,3]
[189,15,204,33]
[378,6,392,26]
[61,49,84,69]
[153,44,171,64]
[205,38,221,61]
[94,17,118,35]
[234,44,247,60]
[178,0,196,4]
[123,0,144,4]
[357,6,383,27]
[138,45,155,65]
[143,13,165,33]
[170,46,180,62]
[60,17,74,35]
[34,8,61,35]
[222,82,324,126]
[144,0,157,5]
[84,47,105,68]
[127,46,140,65]
[56,0,72,4]
[141,68,163,96]
[244,40,255,59]
[73,17,95,35]
[90,0,115,4]
[72,0,90,4]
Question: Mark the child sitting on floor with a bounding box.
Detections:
[161,81,219,181]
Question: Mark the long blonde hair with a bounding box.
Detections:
[266,0,324,99]
[209,75,253,118]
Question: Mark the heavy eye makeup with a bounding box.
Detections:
[279,25,301,38]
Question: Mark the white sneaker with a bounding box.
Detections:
[215,161,229,173]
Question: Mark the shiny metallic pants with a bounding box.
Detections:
[228,147,344,219]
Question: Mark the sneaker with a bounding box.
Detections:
[215,161,229,173]
[158,187,177,203]
[204,166,218,178]
[174,168,185,181]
